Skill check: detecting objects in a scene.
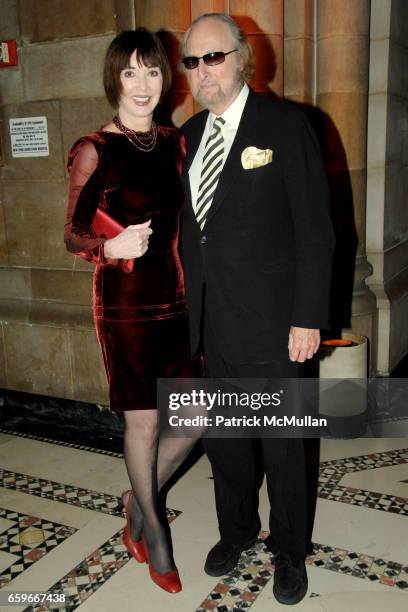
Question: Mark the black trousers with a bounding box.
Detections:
[203,319,308,559]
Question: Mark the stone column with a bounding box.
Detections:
[132,0,194,125]
[231,0,284,96]
[284,0,314,103]
[366,0,408,374]
[316,0,376,365]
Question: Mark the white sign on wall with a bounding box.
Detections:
[9,116,49,157]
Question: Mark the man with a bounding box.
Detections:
[181,13,334,605]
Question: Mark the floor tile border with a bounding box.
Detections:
[196,532,408,612]
[318,448,408,515]
[0,429,123,459]
[0,469,182,526]
[0,469,125,518]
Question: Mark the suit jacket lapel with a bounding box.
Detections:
[182,111,208,215]
[184,111,208,173]
[205,89,259,226]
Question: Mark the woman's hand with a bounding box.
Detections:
[104,220,152,259]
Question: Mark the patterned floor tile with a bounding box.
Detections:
[0,508,76,589]
[0,469,180,524]
[0,429,123,459]
[0,467,181,609]
[22,513,180,611]
[196,533,408,612]
[0,469,123,517]
[318,448,408,516]
[0,433,406,610]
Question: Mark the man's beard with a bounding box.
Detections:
[196,83,226,110]
[194,71,242,112]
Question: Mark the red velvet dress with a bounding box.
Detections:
[65,127,198,411]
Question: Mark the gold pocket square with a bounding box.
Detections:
[241,146,273,170]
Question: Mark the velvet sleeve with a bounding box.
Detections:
[64,138,111,265]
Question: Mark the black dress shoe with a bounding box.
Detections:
[272,552,308,605]
[204,537,258,577]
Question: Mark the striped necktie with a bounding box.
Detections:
[195,116,225,229]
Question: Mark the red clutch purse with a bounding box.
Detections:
[92,208,134,273]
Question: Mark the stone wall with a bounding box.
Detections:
[0,0,121,403]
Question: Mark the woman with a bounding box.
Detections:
[64,29,199,594]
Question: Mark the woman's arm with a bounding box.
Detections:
[65,137,153,265]
[64,139,110,264]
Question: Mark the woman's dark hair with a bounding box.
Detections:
[103,29,172,108]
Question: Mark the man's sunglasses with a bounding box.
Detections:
[182,49,238,70]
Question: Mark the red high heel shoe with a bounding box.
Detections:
[122,491,146,563]
[142,535,182,593]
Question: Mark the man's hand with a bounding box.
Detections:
[288,326,320,362]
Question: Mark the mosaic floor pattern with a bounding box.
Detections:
[0,432,406,611]
[21,517,180,612]
[0,466,180,609]
[318,448,408,515]
[0,508,76,590]
[196,532,408,612]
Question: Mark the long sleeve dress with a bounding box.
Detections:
[65,126,199,411]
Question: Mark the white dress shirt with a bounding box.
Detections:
[189,82,250,212]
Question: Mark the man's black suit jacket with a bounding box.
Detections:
[181,88,335,364]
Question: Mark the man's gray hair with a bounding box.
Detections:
[183,13,255,82]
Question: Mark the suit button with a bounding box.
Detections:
[200,235,207,244]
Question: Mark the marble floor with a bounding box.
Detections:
[0,428,407,611]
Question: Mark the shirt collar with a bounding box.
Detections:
[209,82,249,130]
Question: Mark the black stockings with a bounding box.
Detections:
[123,410,198,573]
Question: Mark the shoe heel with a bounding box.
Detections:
[123,492,146,563]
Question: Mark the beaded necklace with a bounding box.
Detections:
[112,115,157,152]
